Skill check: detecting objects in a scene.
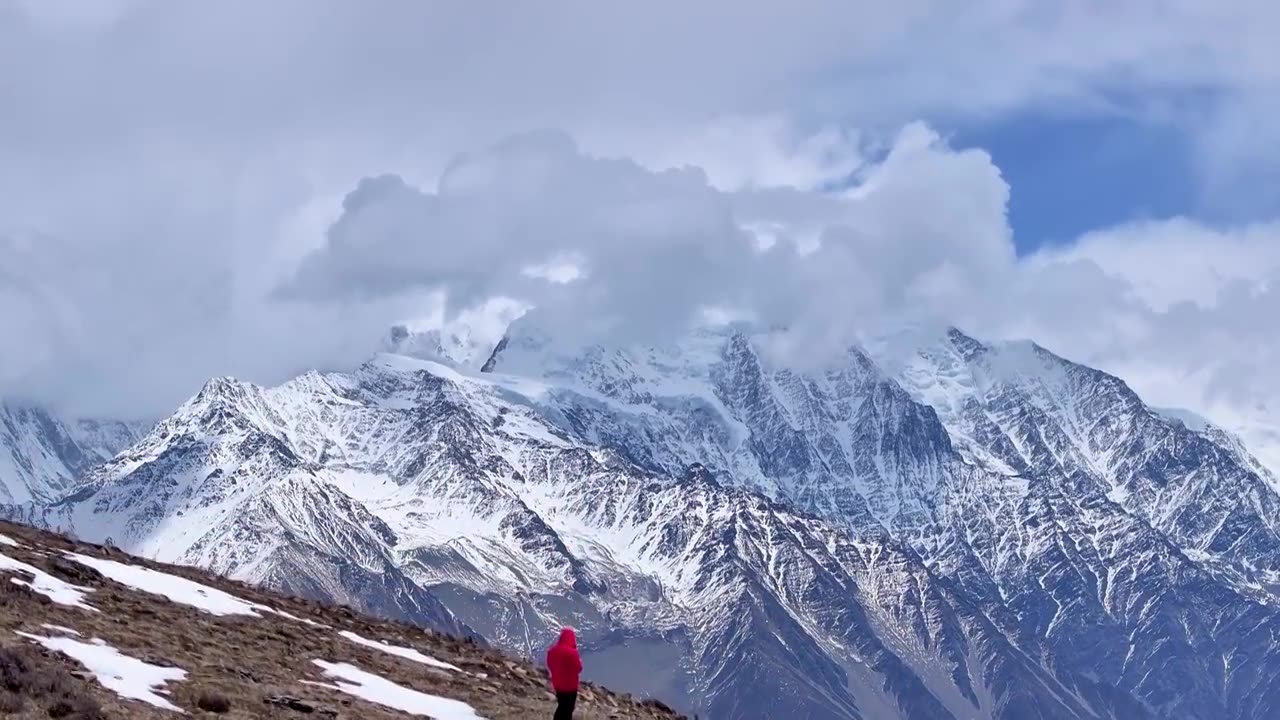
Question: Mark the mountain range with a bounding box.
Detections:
[0,404,148,505]
[4,322,1280,719]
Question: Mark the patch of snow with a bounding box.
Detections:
[265,607,328,627]
[65,553,264,617]
[16,632,187,711]
[40,624,82,636]
[1106,485,1131,506]
[0,533,20,547]
[307,660,486,719]
[0,552,97,611]
[338,630,463,672]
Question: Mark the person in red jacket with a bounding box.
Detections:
[545,626,583,719]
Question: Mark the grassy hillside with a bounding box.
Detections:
[0,521,683,719]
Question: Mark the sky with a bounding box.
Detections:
[2,0,1280,451]
[957,111,1198,251]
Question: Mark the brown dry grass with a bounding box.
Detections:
[0,520,684,719]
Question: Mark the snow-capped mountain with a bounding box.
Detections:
[481,323,1280,718]
[6,326,1280,718]
[889,330,1280,588]
[5,353,1104,719]
[0,403,149,504]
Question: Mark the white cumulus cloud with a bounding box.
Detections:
[2,0,1280,442]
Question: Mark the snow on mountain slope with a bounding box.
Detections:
[487,324,953,533]
[4,351,1143,720]
[482,323,1280,719]
[1155,406,1280,499]
[885,328,1280,594]
[8,378,473,641]
[9,323,1280,718]
[0,403,148,504]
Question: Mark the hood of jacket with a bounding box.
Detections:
[555,627,577,649]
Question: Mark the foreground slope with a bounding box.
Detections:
[0,520,682,719]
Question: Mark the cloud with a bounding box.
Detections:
[282,123,1280,456]
[281,124,1014,364]
[1044,218,1280,310]
[4,2,1280,180]
[1021,219,1280,414]
[4,0,1280,430]
[281,131,754,341]
[588,117,869,193]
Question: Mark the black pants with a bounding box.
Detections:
[554,691,577,719]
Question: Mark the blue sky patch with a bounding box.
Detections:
[954,111,1198,254]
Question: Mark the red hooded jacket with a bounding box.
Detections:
[546,627,583,693]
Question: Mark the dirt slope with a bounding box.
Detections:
[0,520,685,719]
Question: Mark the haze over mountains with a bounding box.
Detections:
[4,320,1280,719]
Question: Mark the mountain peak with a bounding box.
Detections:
[193,375,251,401]
[944,326,989,359]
